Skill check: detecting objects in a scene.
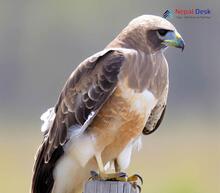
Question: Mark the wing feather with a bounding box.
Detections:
[143,86,168,135]
[143,105,166,135]
[31,49,126,193]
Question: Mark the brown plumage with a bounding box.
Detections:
[31,15,184,193]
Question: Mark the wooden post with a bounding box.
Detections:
[84,180,138,193]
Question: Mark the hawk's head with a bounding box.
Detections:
[113,15,185,53]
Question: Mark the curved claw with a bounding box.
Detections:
[127,174,143,185]
[136,184,142,193]
[133,174,143,185]
[88,176,93,181]
[131,182,142,193]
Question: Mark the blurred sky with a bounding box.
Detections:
[0,0,220,124]
[0,1,219,193]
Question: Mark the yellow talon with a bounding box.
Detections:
[127,174,143,184]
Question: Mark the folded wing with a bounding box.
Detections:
[31,49,126,193]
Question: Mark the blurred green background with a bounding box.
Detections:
[0,0,219,193]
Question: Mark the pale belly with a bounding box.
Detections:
[88,83,158,165]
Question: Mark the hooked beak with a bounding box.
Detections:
[162,31,185,51]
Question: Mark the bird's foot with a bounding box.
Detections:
[89,170,127,181]
[127,174,143,193]
[89,171,143,192]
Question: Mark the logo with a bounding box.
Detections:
[163,8,211,19]
[163,10,173,19]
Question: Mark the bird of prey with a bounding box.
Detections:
[31,15,184,193]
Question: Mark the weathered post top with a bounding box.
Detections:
[84,180,138,193]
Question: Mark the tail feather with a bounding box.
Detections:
[31,141,64,193]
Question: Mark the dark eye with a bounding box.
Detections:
[157,29,169,36]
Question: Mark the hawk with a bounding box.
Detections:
[31,15,184,193]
